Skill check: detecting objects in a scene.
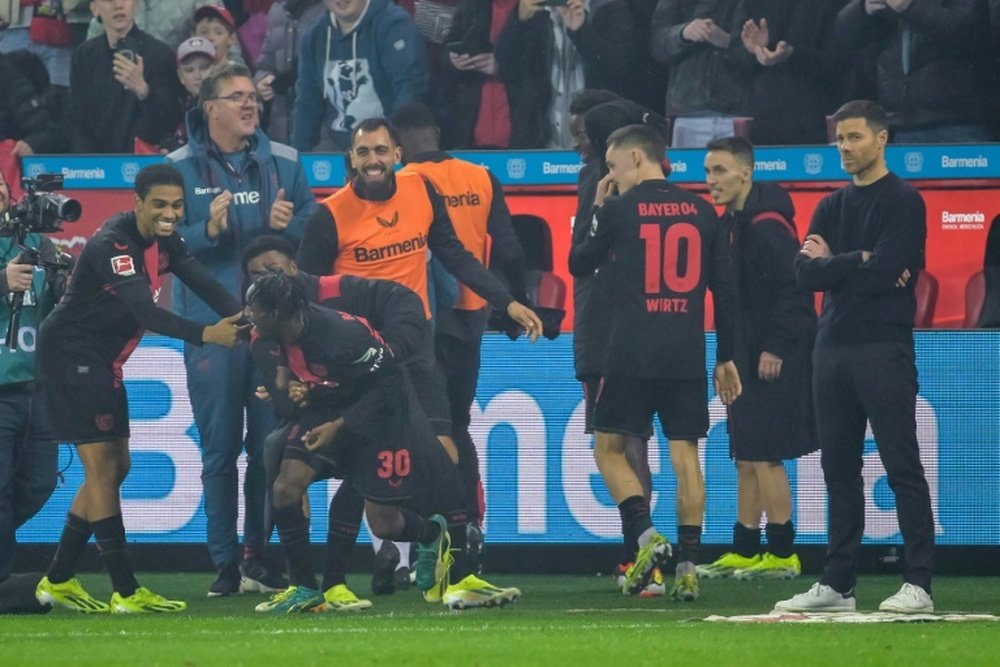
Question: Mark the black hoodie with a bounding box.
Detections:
[726,182,817,367]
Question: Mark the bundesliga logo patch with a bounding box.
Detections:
[111,255,136,276]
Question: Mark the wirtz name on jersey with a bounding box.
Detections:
[646,297,688,313]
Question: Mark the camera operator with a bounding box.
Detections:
[0,169,67,613]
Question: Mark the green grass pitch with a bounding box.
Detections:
[2,574,998,666]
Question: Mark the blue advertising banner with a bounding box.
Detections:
[18,332,999,546]
[22,144,1000,189]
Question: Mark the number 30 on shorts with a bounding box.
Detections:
[377,449,412,478]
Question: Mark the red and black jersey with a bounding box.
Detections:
[295,272,432,367]
[37,212,240,386]
[569,179,736,380]
[250,303,398,435]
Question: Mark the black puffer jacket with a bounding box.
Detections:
[0,51,70,153]
[738,0,852,145]
[651,0,751,117]
[494,0,640,148]
[835,0,994,129]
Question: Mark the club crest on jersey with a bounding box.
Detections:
[111,255,136,276]
[376,212,399,228]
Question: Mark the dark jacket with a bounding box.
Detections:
[651,0,751,117]
[438,0,516,148]
[0,52,70,153]
[494,0,640,148]
[726,182,817,459]
[738,0,851,145]
[68,26,181,153]
[835,0,994,129]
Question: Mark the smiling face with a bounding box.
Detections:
[350,126,400,192]
[204,74,259,146]
[134,184,184,240]
[704,149,751,208]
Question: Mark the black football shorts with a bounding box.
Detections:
[593,376,708,441]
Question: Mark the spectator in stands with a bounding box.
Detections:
[291,0,430,152]
[439,0,520,148]
[650,0,751,147]
[737,2,852,146]
[69,0,182,153]
[494,0,643,149]
[0,50,71,159]
[87,1,220,49]
[194,5,248,68]
[167,36,218,151]
[835,0,995,143]
[86,0,250,73]
[0,0,89,89]
[254,0,325,143]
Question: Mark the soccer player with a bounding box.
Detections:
[569,124,741,602]
[246,273,522,612]
[697,137,817,581]
[34,164,246,614]
[776,100,933,614]
[243,233,440,610]
[392,101,529,566]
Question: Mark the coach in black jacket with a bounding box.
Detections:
[68,1,181,153]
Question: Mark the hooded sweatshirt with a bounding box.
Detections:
[167,107,317,324]
[291,0,429,151]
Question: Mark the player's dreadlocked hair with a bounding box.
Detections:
[245,272,308,323]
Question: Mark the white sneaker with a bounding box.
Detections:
[878,583,933,613]
[774,582,856,612]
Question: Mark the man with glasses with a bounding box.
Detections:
[167,62,317,598]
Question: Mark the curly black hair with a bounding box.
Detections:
[245,271,308,324]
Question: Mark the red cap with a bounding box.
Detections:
[194,5,236,31]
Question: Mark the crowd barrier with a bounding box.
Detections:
[24,145,999,327]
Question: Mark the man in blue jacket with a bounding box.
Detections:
[168,62,317,597]
[291,0,430,151]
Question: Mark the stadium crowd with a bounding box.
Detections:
[1,0,999,156]
[0,0,998,618]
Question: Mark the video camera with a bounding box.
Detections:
[1,173,78,349]
[1,173,81,237]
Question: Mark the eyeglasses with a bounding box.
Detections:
[211,92,261,106]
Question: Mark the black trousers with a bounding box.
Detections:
[435,322,484,524]
[814,341,934,594]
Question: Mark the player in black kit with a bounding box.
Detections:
[246,273,521,613]
[570,124,741,603]
[35,164,246,614]
[244,234,446,610]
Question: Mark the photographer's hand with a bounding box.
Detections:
[4,262,34,293]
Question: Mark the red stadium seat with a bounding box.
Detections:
[913,270,938,328]
[964,271,986,328]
